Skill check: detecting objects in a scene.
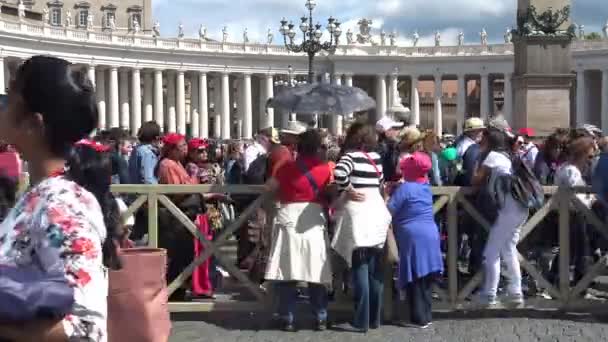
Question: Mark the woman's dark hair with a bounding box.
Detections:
[138,121,161,143]
[15,56,120,270]
[543,128,570,163]
[0,175,17,222]
[66,144,122,270]
[483,128,513,154]
[13,56,97,157]
[567,137,595,162]
[341,122,377,153]
[297,129,322,156]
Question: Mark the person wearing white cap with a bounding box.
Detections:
[376,117,404,182]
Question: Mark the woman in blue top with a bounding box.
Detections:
[387,151,444,329]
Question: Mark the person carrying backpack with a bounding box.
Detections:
[472,117,530,308]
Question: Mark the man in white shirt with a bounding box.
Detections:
[456,117,485,158]
[243,129,275,172]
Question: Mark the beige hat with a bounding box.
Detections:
[464,117,485,132]
[281,121,308,135]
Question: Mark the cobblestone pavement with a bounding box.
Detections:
[170,311,608,342]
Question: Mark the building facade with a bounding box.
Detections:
[0,16,606,139]
[0,0,152,33]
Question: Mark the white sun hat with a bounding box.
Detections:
[280,120,308,135]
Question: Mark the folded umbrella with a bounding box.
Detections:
[269,83,376,116]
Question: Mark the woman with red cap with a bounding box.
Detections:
[387,151,444,329]
[156,133,200,300]
[185,138,227,299]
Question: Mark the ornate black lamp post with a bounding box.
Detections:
[279,0,341,83]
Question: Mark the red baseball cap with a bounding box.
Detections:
[518,128,535,137]
[188,138,209,151]
[162,133,185,146]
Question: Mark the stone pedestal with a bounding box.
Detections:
[512,1,575,135]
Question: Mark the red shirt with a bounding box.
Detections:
[275,156,331,204]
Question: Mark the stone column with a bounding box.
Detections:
[344,74,354,121]
[456,74,466,135]
[258,77,266,129]
[154,69,165,131]
[264,74,274,128]
[131,68,142,136]
[503,73,513,125]
[242,73,253,139]
[95,68,106,129]
[576,69,586,127]
[119,69,130,130]
[602,69,608,133]
[176,71,186,135]
[0,57,5,95]
[143,71,153,122]
[213,76,221,138]
[411,75,420,126]
[480,73,490,120]
[221,72,231,139]
[190,74,199,137]
[153,69,164,130]
[332,75,343,135]
[166,71,176,132]
[198,72,209,138]
[87,65,96,87]
[108,66,119,128]
[375,74,387,120]
[434,74,443,134]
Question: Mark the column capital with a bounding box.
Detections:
[343,73,354,78]
[433,73,443,81]
[480,71,490,78]
[109,66,118,71]
[176,70,185,75]
[456,73,466,79]
[131,67,142,72]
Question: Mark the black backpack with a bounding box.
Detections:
[244,154,269,185]
[511,155,545,211]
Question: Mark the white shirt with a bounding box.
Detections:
[555,163,595,208]
[482,151,513,175]
[243,142,267,172]
[520,142,539,170]
[456,136,476,158]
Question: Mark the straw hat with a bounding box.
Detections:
[464,117,485,132]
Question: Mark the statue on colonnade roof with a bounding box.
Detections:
[222,26,228,43]
[434,31,441,47]
[356,18,373,44]
[412,30,419,47]
[603,21,608,39]
[504,27,512,43]
[199,25,207,40]
[267,28,273,44]
[458,30,464,46]
[480,28,488,46]
[346,28,354,44]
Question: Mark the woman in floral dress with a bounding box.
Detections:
[0,56,122,341]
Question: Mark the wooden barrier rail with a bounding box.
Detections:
[111,184,608,315]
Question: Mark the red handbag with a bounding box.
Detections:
[107,248,172,342]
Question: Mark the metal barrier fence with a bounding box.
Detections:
[111,184,608,316]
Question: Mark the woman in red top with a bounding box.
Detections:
[265,129,333,332]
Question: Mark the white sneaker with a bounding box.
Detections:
[473,293,498,308]
[502,293,525,307]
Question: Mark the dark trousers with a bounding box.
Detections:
[351,247,384,331]
[276,282,328,324]
[405,275,434,326]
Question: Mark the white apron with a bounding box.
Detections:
[264,202,332,284]
[331,188,392,266]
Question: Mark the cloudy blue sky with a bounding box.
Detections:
[152,0,608,45]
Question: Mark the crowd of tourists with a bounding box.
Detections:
[0,55,606,341]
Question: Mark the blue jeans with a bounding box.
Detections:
[352,247,384,330]
[276,282,328,324]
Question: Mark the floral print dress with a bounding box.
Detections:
[0,176,108,342]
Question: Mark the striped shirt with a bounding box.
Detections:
[334,151,383,190]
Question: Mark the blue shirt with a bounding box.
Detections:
[128,144,158,184]
[593,152,608,205]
